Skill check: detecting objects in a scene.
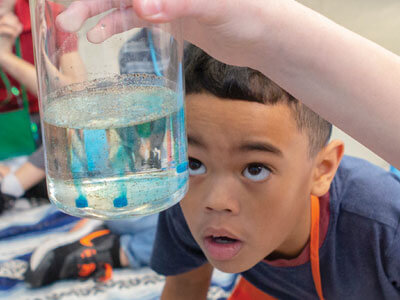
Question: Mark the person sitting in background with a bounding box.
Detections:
[0,0,84,132]
[0,0,86,206]
[0,2,38,116]
[0,0,47,206]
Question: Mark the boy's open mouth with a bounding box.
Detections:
[209,235,238,244]
[203,233,243,261]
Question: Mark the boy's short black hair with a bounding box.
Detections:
[184,44,332,157]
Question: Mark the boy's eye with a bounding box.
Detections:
[243,163,271,182]
[188,157,206,176]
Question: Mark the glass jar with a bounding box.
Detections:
[30,0,188,219]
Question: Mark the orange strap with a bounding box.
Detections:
[80,229,110,247]
[310,195,324,300]
[228,195,324,300]
[229,277,277,300]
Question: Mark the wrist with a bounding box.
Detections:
[246,0,327,80]
[240,0,287,71]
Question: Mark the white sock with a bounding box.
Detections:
[1,173,25,198]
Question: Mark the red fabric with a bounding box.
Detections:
[263,192,330,267]
[228,277,277,300]
[0,0,37,113]
[0,0,78,113]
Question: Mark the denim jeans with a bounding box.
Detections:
[106,213,158,268]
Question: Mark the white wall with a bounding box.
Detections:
[297,0,400,169]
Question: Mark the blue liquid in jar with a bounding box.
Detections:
[43,75,188,219]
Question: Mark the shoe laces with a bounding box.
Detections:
[77,247,113,282]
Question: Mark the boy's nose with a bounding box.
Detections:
[203,177,240,215]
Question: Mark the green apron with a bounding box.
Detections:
[0,37,36,160]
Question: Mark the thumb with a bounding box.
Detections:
[133,0,221,23]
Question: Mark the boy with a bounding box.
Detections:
[150,45,400,299]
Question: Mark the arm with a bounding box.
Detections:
[0,13,85,96]
[0,147,46,197]
[13,161,45,191]
[0,13,38,96]
[57,0,400,169]
[59,51,86,82]
[0,161,45,197]
[0,54,38,96]
[161,263,213,300]
[38,2,87,89]
[42,50,87,87]
[0,160,45,197]
[251,1,400,170]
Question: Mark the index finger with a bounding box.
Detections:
[56,0,132,32]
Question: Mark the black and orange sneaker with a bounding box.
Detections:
[24,220,121,288]
[0,191,14,214]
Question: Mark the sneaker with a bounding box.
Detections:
[0,191,16,214]
[25,220,121,288]
[0,193,49,216]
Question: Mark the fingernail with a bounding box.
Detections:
[87,27,107,44]
[141,0,162,16]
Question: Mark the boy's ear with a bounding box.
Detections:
[311,140,345,197]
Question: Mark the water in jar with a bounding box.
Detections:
[43,75,188,219]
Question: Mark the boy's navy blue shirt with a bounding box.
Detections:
[151,156,400,299]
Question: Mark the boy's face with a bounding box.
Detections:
[181,93,320,273]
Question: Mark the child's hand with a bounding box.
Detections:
[0,13,22,57]
[56,0,267,68]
